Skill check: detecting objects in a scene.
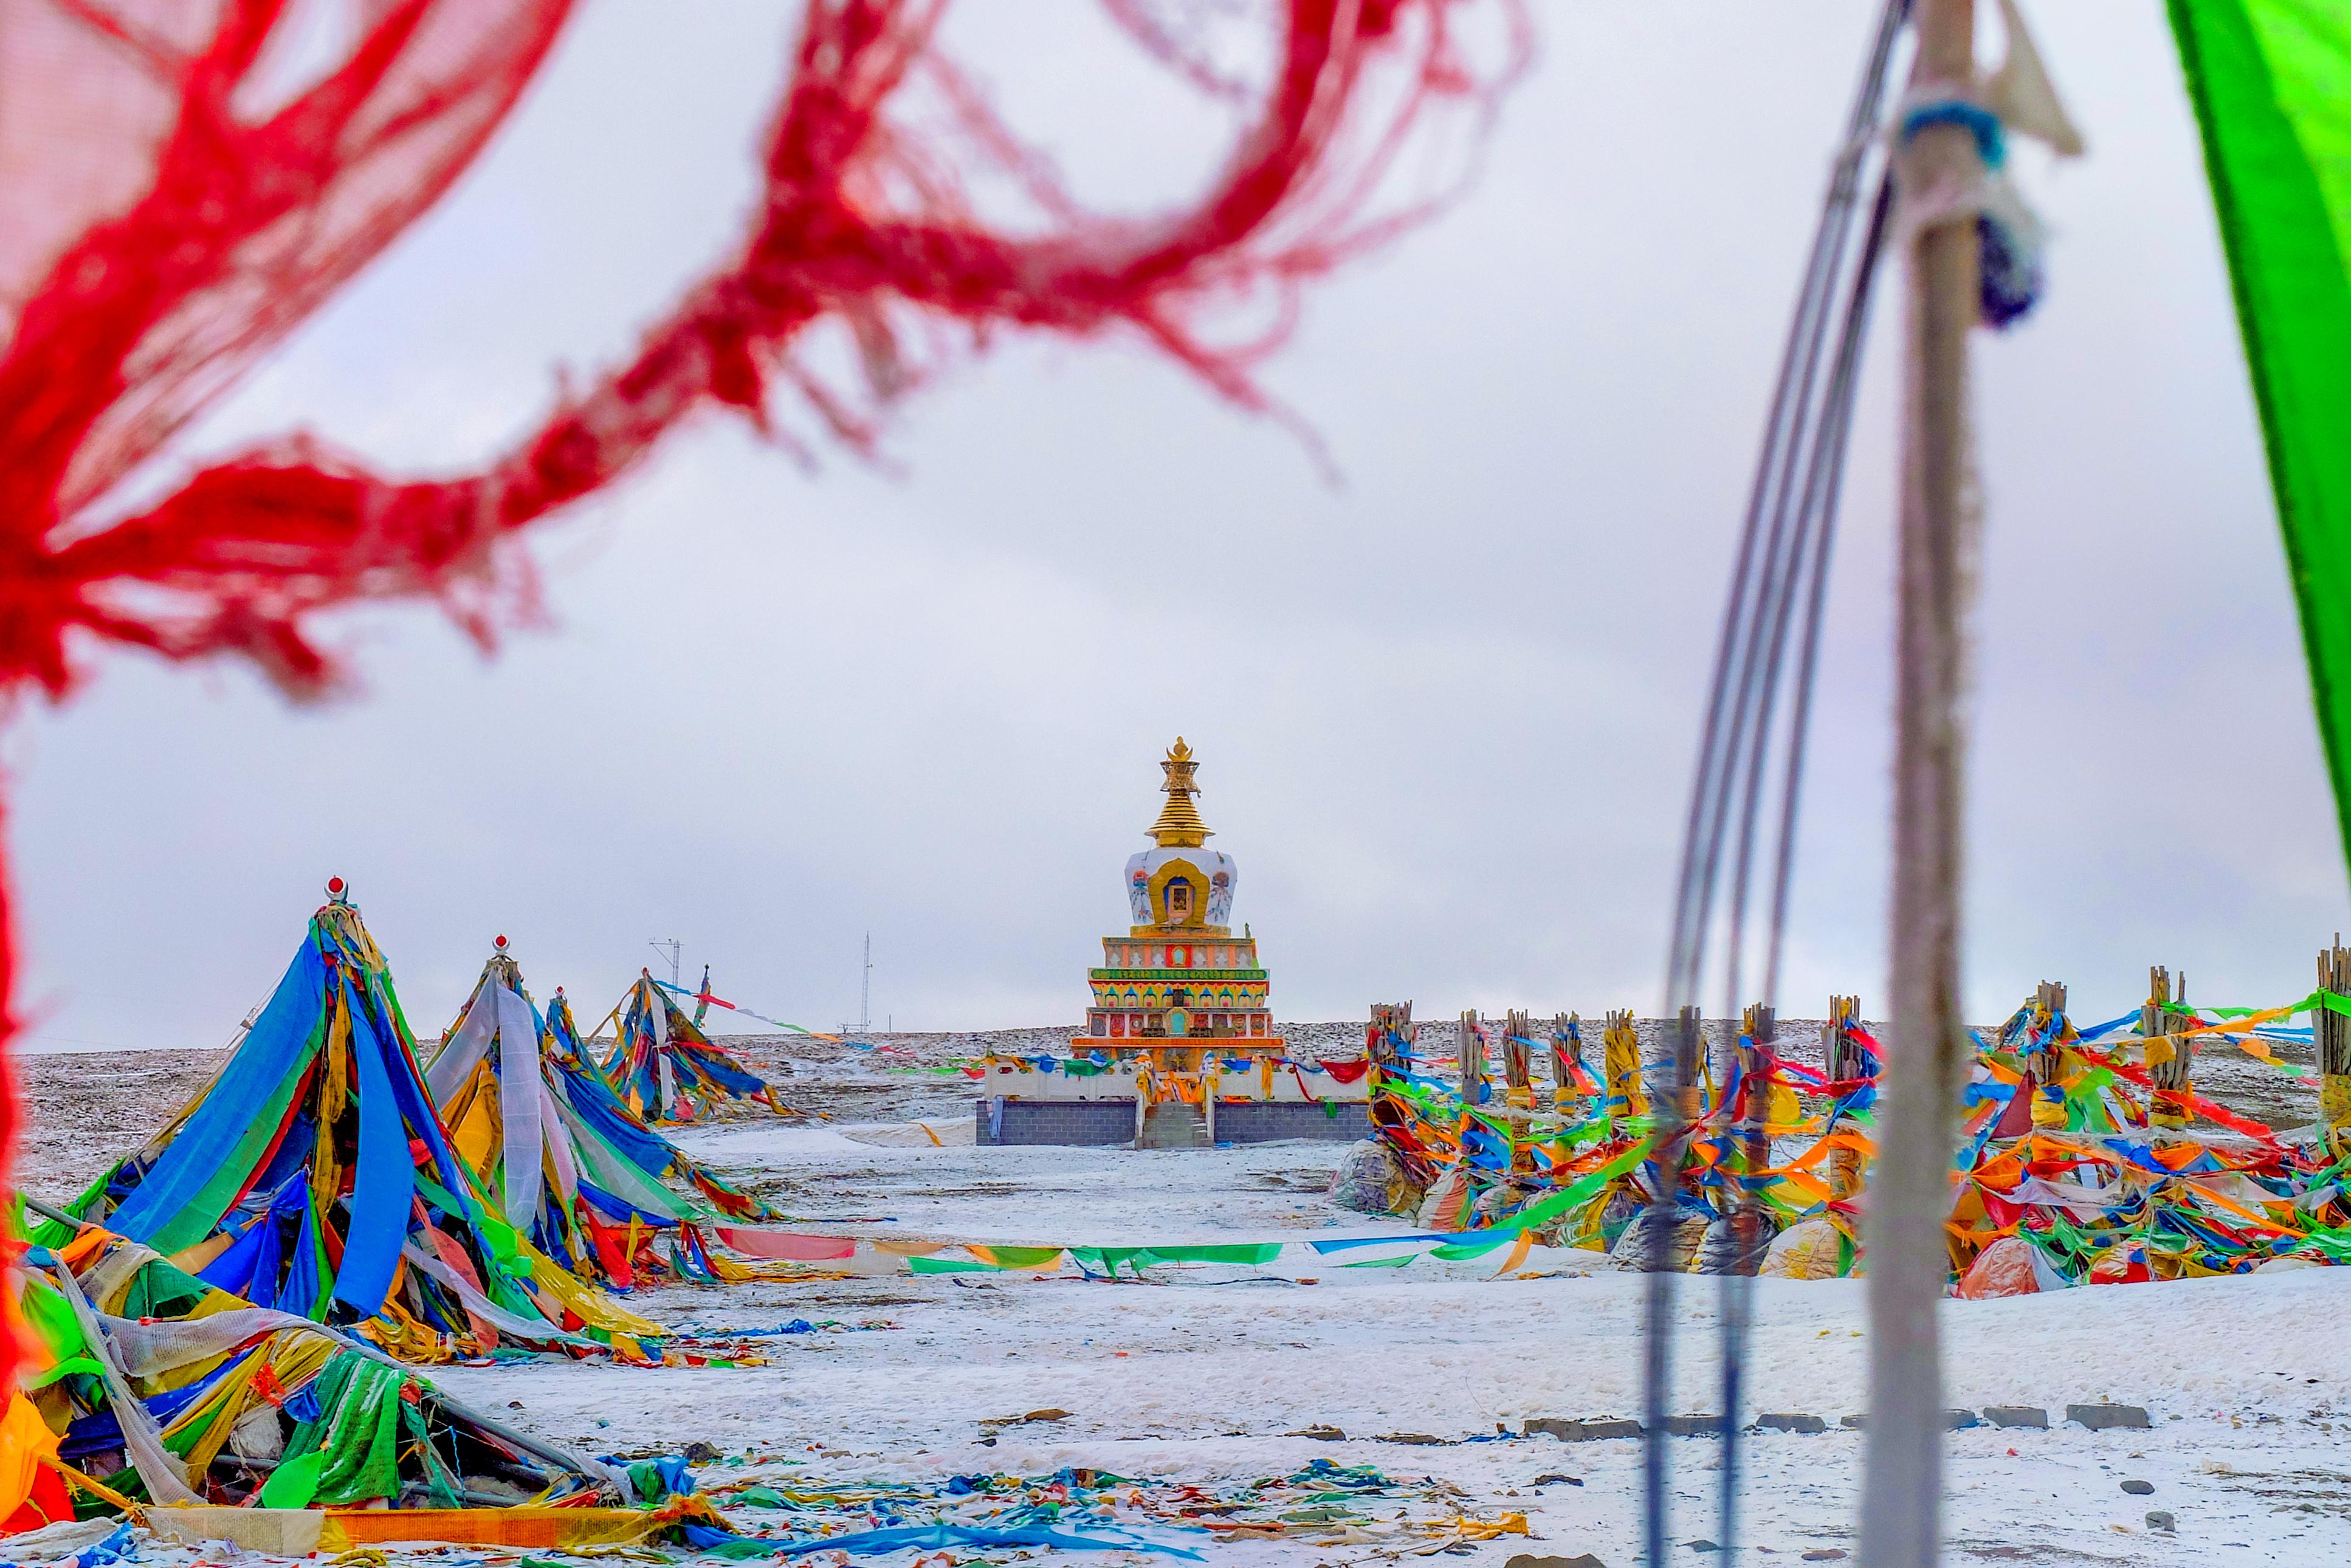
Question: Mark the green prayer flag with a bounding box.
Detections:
[2170,4,2351,858]
[1134,1243,1285,1266]
[907,1256,996,1274]
[1487,1133,1659,1237]
[258,1449,325,1510]
[18,1277,86,1367]
[280,1352,411,1506]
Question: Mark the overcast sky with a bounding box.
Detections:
[10,1,2342,1051]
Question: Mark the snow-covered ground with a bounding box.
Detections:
[424,1122,2351,1567]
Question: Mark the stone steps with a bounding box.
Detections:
[1138,1101,1211,1150]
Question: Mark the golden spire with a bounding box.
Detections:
[1149,737,1211,847]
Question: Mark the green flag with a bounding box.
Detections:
[2169,4,2351,856]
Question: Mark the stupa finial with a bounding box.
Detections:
[1149,737,1211,848]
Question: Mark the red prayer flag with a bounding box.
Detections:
[0,0,1524,1395]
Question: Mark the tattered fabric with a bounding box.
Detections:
[0,0,1521,1392]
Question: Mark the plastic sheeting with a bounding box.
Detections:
[399,1245,592,1347]
[101,1306,336,1379]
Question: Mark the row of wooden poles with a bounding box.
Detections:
[2019,938,2351,1132]
[1361,997,1863,1198]
[1364,935,2351,1186]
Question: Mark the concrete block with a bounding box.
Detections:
[1982,1406,2046,1429]
[2066,1404,2152,1431]
[1657,1415,1723,1437]
[1828,1411,1978,1431]
[1524,1417,1643,1442]
[150,1509,326,1555]
[1754,1413,1826,1434]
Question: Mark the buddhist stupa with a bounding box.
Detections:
[1077,739,1279,1057]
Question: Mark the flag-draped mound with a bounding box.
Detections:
[544,986,776,1228]
[71,891,654,1360]
[0,0,1520,1388]
[5,1219,609,1510]
[1950,993,2351,1287]
[604,974,782,1126]
[2168,4,2351,854]
[427,955,774,1289]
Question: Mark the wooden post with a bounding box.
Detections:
[1503,1009,1533,1091]
[1368,1003,1396,1073]
[1459,1009,1487,1110]
[1865,1,1977,1561]
[1504,1008,1535,1175]
[2028,980,2069,1130]
[1456,1009,1490,1187]
[1552,1012,1585,1112]
[1673,1006,1704,1217]
[1826,995,1864,1206]
[2144,966,2194,1130]
[2319,940,2351,1144]
[1603,1009,1646,1129]
[1633,1008,1702,1271]
[1730,1003,1775,1274]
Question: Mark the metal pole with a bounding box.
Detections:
[1862,3,1975,1566]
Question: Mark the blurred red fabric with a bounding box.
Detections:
[0,0,1517,1385]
